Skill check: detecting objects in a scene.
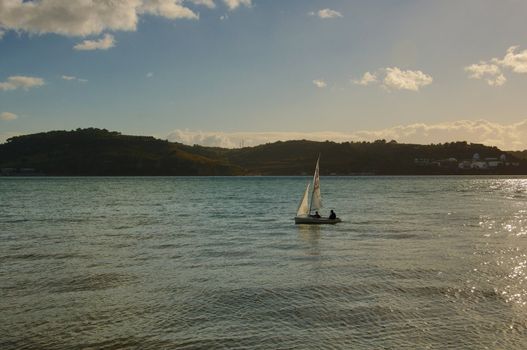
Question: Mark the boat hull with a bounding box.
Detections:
[294,216,342,225]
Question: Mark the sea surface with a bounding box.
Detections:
[1,176,527,349]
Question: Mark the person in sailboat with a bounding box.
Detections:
[311,211,321,218]
[329,210,336,220]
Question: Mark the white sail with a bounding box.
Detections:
[310,156,322,212]
[296,182,311,217]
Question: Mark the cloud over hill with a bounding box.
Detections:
[167,119,527,150]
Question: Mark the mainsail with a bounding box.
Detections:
[309,156,322,212]
[296,182,311,217]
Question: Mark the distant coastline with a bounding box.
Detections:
[1,128,526,176]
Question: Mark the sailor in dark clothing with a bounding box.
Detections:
[311,211,321,218]
[329,210,336,219]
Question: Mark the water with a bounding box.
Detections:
[1,176,527,349]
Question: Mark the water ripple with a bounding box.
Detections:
[1,176,527,349]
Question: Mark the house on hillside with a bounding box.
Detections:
[458,153,514,170]
[471,161,488,169]
[485,157,501,167]
[458,160,472,169]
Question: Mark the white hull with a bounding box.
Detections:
[294,216,342,225]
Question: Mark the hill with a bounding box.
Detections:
[222,139,525,175]
[508,150,527,161]
[0,128,243,176]
[0,128,525,175]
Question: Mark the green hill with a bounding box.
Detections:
[223,139,524,175]
[0,128,525,175]
[507,150,527,161]
[0,128,243,175]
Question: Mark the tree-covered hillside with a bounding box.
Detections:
[0,129,525,175]
[223,139,523,175]
[0,128,243,175]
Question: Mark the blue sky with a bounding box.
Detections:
[1,0,527,149]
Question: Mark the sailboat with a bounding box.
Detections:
[294,156,341,224]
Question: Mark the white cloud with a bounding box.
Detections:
[0,0,199,37]
[312,79,327,88]
[488,74,506,87]
[140,0,198,19]
[223,0,251,10]
[499,45,527,74]
[354,67,432,91]
[166,119,527,150]
[0,76,45,91]
[312,8,342,19]
[146,72,154,78]
[61,75,87,82]
[220,14,228,20]
[190,0,216,8]
[382,67,433,91]
[353,71,377,86]
[464,61,505,86]
[0,112,18,121]
[73,34,115,51]
[465,62,501,79]
[466,45,527,86]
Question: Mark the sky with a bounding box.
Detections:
[1,0,527,149]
